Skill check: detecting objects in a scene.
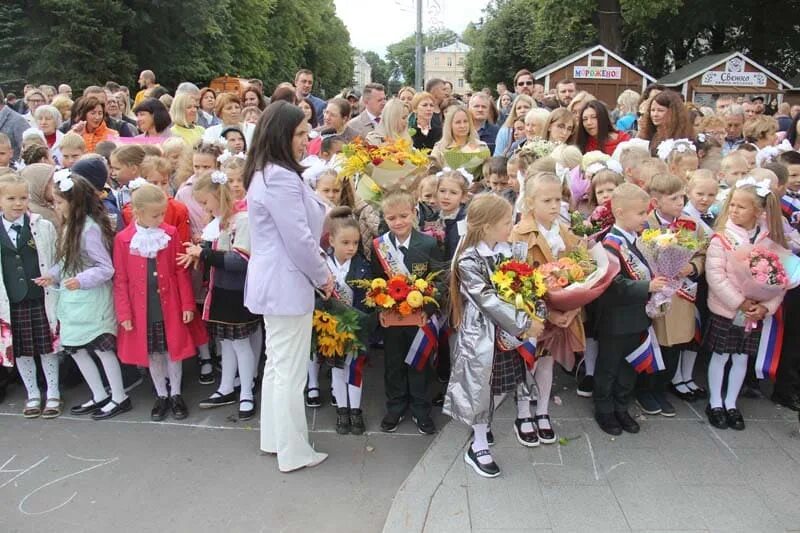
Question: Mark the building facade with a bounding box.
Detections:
[424,42,472,94]
[353,54,372,92]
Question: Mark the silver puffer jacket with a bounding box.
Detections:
[443,244,532,426]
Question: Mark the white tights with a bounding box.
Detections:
[148,352,183,397]
[330,359,364,410]
[219,338,256,402]
[708,352,748,409]
[71,349,127,413]
[16,354,60,401]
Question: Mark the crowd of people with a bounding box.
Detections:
[1,64,800,477]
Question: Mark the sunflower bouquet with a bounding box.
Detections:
[351,272,440,327]
[491,259,548,321]
[311,306,366,359]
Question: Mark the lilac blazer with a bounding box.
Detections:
[244,163,329,316]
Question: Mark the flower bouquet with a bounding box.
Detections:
[537,244,621,312]
[351,273,440,327]
[491,258,548,351]
[570,200,615,240]
[518,138,557,160]
[729,246,789,332]
[637,223,703,317]
[0,319,13,367]
[340,137,430,193]
[442,146,491,179]
[312,307,366,359]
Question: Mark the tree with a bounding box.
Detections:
[386,28,459,85]
[363,51,394,88]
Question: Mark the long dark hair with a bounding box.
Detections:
[244,100,306,189]
[55,174,115,276]
[133,98,172,134]
[576,100,615,153]
[638,90,694,154]
[787,113,800,148]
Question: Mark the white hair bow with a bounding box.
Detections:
[58,176,74,192]
[53,169,71,184]
[555,162,570,184]
[437,167,474,186]
[756,139,793,168]
[129,177,148,190]
[736,176,772,197]
[656,138,696,161]
[586,160,622,176]
[211,170,228,185]
[217,150,247,165]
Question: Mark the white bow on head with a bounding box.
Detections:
[736,176,772,198]
[656,138,697,162]
[211,171,228,185]
[129,177,148,190]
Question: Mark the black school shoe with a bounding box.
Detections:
[725,408,745,430]
[413,416,436,435]
[91,398,132,420]
[535,414,557,444]
[705,404,728,429]
[350,408,365,435]
[71,397,110,416]
[595,412,622,435]
[513,417,540,447]
[151,397,169,421]
[199,391,237,409]
[464,443,501,478]
[380,413,403,433]
[669,382,696,402]
[771,392,800,412]
[336,407,351,435]
[238,399,256,421]
[615,411,640,433]
[198,359,215,385]
[170,395,188,420]
[305,388,322,408]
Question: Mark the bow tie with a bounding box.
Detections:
[787,191,800,199]
[700,213,715,223]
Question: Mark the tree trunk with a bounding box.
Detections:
[596,0,622,52]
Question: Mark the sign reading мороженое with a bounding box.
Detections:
[573,66,622,80]
[701,71,767,87]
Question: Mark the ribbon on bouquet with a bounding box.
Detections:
[404,314,441,371]
[625,327,666,374]
[755,305,784,381]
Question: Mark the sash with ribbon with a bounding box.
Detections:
[625,327,666,374]
[372,232,440,371]
[324,255,354,306]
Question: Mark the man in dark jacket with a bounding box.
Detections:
[0,88,30,159]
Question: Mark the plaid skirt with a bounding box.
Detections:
[491,349,527,395]
[62,332,116,355]
[703,313,762,357]
[209,320,260,340]
[147,321,168,353]
[10,298,54,359]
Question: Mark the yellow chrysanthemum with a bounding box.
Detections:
[371,278,387,290]
[406,290,424,308]
[414,278,428,291]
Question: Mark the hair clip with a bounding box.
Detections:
[555,162,570,184]
[58,176,74,192]
[696,132,707,144]
[735,176,772,197]
[129,177,148,190]
[211,170,228,185]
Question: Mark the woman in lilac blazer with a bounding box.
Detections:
[244,101,333,472]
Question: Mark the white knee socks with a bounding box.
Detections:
[725,353,748,409]
[218,340,238,395]
[231,338,255,402]
[307,358,321,398]
[15,356,40,400]
[708,352,729,409]
[331,367,349,408]
[148,352,169,398]
[584,337,598,376]
[167,359,183,396]
[41,353,60,400]
[197,342,212,374]
[534,357,554,417]
[471,423,493,463]
[95,350,127,412]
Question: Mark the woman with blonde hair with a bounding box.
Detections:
[51,95,73,122]
[615,89,640,132]
[169,92,205,146]
[365,98,411,145]
[397,86,416,109]
[510,108,551,152]
[409,91,442,149]
[567,91,596,125]
[494,94,534,156]
[431,106,490,178]
[743,115,779,149]
[543,107,576,144]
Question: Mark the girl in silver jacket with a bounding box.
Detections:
[443,194,544,478]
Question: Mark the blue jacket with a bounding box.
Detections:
[477,122,500,154]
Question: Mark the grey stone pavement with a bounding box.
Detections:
[2,355,800,533]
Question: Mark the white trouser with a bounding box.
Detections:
[260,314,327,472]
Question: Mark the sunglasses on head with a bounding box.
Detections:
[517,81,534,86]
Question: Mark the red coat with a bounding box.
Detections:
[585,131,631,156]
[122,199,192,245]
[113,223,199,365]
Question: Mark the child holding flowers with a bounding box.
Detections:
[444,194,545,478]
[511,171,585,444]
[704,179,788,430]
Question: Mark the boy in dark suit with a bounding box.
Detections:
[595,184,667,436]
[372,189,444,435]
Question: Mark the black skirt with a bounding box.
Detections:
[206,286,260,325]
[703,313,762,357]
[10,298,53,358]
[209,320,260,341]
[62,333,116,355]
[491,349,527,395]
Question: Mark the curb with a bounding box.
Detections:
[382,420,470,533]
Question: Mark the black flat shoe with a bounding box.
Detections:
[170,395,188,420]
[305,387,322,408]
[513,417,540,447]
[71,397,110,416]
[615,411,640,433]
[91,398,132,420]
[685,381,707,399]
[464,443,500,478]
[198,361,215,385]
[705,404,728,429]
[726,408,745,430]
[432,392,445,407]
[669,382,696,402]
[350,408,365,435]
[336,407,351,434]
[596,412,622,435]
[199,391,237,409]
[534,414,557,444]
[238,399,256,421]
[413,416,436,435]
[151,397,169,421]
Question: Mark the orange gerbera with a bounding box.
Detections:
[398,301,414,316]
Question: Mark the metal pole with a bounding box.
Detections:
[415,0,423,91]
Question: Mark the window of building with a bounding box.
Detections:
[457,56,464,66]
[458,79,464,88]
[589,54,606,67]
[447,57,453,67]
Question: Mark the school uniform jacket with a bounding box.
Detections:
[113,223,198,365]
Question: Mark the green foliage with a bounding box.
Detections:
[0,0,352,96]
[363,51,396,88]
[386,28,459,85]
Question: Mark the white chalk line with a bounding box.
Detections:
[685,402,740,460]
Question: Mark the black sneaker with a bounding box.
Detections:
[595,412,622,436]
[336,407,351,435]
[771,392,800,412]
[170,395,188,420]
[350,408,365,435]
[464,443,500,478]
[198,391,237,409]
[305,388,321,408]
[412,416,436,435]
[654,392,676,417]
[725,408,745,430]
[705,404,728,429]
[576,375,594,398]
[151,397,169,421]
[636,392,662,415]
[615,411,640,433]
[380,413,403,433]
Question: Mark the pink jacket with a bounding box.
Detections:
[706,220,785,319]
